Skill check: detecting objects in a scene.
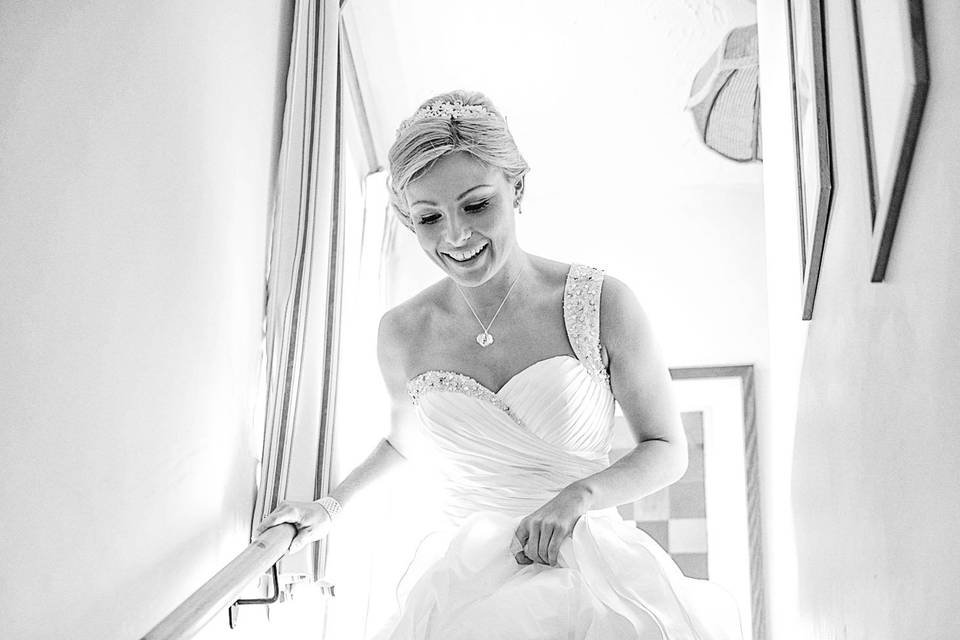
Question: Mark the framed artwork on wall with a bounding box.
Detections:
[609,365,764,640]
[850,0,929,282]
[786,0,833,320]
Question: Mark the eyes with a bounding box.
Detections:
[416,199,491,225]
[464,199,491,213]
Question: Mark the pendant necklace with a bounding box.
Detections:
[454,267,525,348]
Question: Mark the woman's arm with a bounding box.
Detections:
[333,305,424,506]
[256,437,408,553]
[566,275,687,510]
[326,437,407,509]
[257,309,417,552]
[514,275,687,566]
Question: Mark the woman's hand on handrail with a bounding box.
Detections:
[255,500,334,555]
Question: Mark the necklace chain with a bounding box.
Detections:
[454,267,524,346]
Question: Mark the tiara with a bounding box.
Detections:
[397,99,499,134]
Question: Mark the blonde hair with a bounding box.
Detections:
[387,90,530,230]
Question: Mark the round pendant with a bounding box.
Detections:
[476,332,494,347]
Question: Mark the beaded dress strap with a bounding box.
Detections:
[563,264,610,385]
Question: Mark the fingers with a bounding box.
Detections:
[528,525,561,566]
[513,525,533,565]
[515,519,570,566]
[256,501,336,557]
[517,519,550,565]
[537,524,554,565]
[255,502,298,535]
[288,526,313,554]
[512,534,533,565]
[546,527,565,567]
[524,526,544,565]
[536,524,568,567]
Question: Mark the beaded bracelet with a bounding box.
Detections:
[316,496,342,521]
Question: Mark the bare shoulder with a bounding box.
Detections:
[376,279,447,400]
[598,273,654,356]
[525,254,575,293]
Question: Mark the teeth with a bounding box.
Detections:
[447,243,486,261]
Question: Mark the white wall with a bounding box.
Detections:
[0,2,292,638]
[754,0,808,637]
[759,0,960,638]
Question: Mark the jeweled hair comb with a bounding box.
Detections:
[397,99,499,135]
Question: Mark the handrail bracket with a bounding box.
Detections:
[227,563,281,629]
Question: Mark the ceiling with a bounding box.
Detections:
[343,0,760,189]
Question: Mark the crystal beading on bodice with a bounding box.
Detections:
[407,370,524,426]
[405,264,616,524]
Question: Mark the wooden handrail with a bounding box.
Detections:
[141,523,296,640]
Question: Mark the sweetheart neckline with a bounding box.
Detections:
[407,353,580,397]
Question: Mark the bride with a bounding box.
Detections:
[257,90,743,639]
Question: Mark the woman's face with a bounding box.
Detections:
[404,151,520,287]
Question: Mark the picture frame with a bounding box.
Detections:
[850,0,929,282]
[785,0,834,320]
[609,365,765,640]
[670,366,765,640]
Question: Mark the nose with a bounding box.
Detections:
[444,213,472,246]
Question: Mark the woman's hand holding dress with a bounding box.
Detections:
[255,500,334,555]
[513,484,592,567]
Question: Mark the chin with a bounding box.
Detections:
[435,244,496,284]
[442,263,494,287]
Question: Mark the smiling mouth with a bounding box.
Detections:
[443,242,489,263]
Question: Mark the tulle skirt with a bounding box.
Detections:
[371,508,743,640]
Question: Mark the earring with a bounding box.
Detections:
[514,198,522,214]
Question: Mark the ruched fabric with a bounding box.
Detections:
[374,265,743,639]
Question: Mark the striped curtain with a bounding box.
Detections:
[250,0,344,593]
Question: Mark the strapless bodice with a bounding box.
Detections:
[406,354,615,522]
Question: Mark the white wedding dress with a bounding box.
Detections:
[372,264,743,640]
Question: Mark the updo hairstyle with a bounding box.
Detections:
[387,90,530,231]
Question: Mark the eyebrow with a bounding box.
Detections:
[410,184,493,208]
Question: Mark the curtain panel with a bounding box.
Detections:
[250,0,343,594]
